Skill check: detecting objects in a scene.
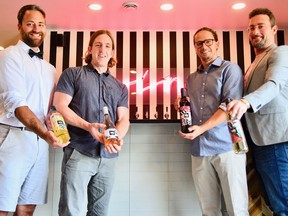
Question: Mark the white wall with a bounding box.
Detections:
[31,123,201,216]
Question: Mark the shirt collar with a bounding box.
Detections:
[87,63,110,77]
[197,56,222,73]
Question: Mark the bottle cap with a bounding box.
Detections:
[181,88,187,97]
[103,106,109,115]
[225,98,233,105]
[51,105,56,111]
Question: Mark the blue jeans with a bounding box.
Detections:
[250,142,288,216]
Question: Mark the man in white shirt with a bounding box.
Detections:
[0,4,67,216]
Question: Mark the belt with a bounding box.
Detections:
[0,123,33,132]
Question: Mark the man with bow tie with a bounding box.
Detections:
[0,4,68,216]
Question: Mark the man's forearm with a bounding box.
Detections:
[15,106,48,139]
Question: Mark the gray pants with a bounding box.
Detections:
[192,151,249,216]
[58,147,117,216]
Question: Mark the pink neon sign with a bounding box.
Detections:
[129,70,178,94]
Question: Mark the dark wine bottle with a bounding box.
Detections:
[179,88,192,133]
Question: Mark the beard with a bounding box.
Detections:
[20,30,44,48]
[251,36,265,50]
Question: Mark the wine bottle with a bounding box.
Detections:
[103,106,120,147]
[225,98,248,153]
[50,106,70,144]
[179,88,192,133]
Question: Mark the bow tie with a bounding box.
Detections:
[28,49,43,59]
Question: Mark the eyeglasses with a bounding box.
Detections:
[194,39,214,48]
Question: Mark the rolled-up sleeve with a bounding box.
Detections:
[0,52,27,119]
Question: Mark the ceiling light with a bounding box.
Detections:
[88,3,102,11]
[232,2,246,10]
[160,3,173,11]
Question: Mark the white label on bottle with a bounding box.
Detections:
[104,128,119,139]
[180,106,192,126]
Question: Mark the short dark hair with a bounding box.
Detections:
[84,30,117,68]
[249,8,276,26]
[17,4,46,25]
[193,27,218,44]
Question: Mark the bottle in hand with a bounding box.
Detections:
[225,98,248,153]
[103,106,120,147]
[50,106,70,144]
[179,88,192,133]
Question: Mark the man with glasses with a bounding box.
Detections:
[227,8,288,216]
[177,27,249,215]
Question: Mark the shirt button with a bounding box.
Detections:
[200,107,203,110]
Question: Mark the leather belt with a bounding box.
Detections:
[0,123,33,132]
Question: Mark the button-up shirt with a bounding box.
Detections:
[55,64,128,158]
[0,40,56,127]
[187,57,243,156]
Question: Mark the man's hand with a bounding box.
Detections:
[45,110,53,131]
[88,123,106,142]
[226,99,249,119]
[43,130,70,148]
[178,125,204,140]
[105,139,123,154]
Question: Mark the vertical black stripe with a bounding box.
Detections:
[183,32,190,86]
[183,32,190,68]
[170,31,177,119]
[143,31,150,119]
[143,32,150,68]
[129,32,137,120]
[116,32,123,82]
[277,30,285,45]
[170,32,177,68]
[223,31,230,61]
[130,32,137,68]
[156,32,163,119]
[236,31,245,72]
[196,56,201,66]
[76,32,83,67]
[250,42,255,63]
[49,31,58,67]
[116,32,123,68]
[156,32,163,68]
[62,32,70,71]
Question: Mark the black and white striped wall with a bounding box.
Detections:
[42,29,288,120]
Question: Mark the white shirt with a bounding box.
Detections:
[0,40,56,127]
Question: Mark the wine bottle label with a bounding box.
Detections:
[51,114,66,132]
[227,119,244,144]
[104,128,119,139]
[180,106,192,126]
